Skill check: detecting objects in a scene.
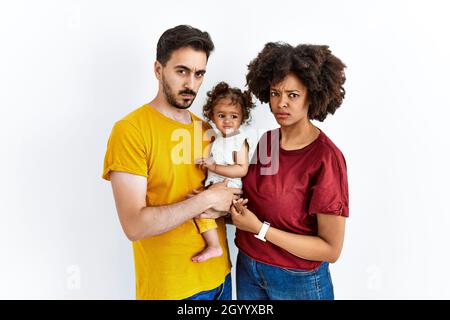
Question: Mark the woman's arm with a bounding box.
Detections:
[231,201,346,263]
[197,140,249,178]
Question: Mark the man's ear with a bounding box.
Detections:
[154,60,163,80]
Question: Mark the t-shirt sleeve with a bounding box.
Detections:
[194,217,218,234]
[232,133,250,152]
[102,120,148,181]
[309,150,349,217]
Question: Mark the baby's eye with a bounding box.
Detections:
[232,115,239,119]
[218,114,225,118]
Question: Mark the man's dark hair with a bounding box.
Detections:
[156,25,214,66]
[246,42,346,122]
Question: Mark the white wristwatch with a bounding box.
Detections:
[254,221,270,242]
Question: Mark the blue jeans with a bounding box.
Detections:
[184,273,232,300]
[236,251,334,300]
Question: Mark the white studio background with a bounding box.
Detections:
[0,0,449,299]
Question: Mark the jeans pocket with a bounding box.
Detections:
[280,267,316,276]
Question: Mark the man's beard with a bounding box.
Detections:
[162,76,197,110]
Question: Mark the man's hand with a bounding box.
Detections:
[185,180,242,218]
[185,188,203,199]
[184,180,230,200]
[197,198,248,219]
[196,208,228,219]
[205,187,242,212]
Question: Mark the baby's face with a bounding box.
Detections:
[212,98,243,136]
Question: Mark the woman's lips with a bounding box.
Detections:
[275,113,290,119]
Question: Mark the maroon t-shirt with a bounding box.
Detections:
[235,128,349,270]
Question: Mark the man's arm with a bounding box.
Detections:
[110,171,241,241]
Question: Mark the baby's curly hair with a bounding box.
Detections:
[203,82,255,124]
[246,42,346,122]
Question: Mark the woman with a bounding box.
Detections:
[231,42,348,300]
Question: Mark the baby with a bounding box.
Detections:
[192,82,255,262]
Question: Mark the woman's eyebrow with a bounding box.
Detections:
[270,88,301,92]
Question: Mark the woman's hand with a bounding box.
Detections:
[230,198,262,234]
[195,157,216,171]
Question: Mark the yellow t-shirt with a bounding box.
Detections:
[102,104,231,300]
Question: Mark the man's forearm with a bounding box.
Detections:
[128,191,212,240]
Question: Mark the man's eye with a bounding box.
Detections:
[196,72,205,78]
[178,70,186,75]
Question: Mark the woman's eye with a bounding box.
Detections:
[270,92,278,97]
[289,93,298,98]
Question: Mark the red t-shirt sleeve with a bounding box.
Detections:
[308,149,349,217]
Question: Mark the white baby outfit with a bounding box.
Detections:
[205,131,248,189]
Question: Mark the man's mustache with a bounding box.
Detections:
[179,90,197,97]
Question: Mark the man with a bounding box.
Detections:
[102,25,240,300]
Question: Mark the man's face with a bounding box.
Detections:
[158,46,207,109]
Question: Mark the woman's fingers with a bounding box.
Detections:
[230,205,238,216]
[232,199,245,214]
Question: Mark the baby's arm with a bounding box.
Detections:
[208,140,249,178]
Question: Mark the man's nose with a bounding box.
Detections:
[184,74,195,90]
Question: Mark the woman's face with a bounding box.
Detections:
[269,73,309,127]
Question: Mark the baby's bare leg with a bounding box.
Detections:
[192,229,223,262]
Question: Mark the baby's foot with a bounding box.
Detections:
[192,246,223,262]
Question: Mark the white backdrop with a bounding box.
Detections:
[1,0,449,299]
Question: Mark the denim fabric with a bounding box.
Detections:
[184,273,232,300]
[236,251,334,300]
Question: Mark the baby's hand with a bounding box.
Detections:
[195,157,216,170]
